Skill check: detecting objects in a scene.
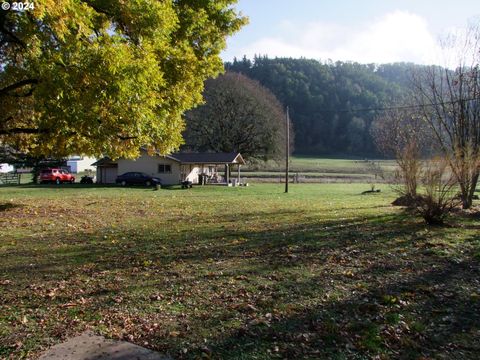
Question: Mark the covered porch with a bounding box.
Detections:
[170,152,246,186]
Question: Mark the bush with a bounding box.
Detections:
[414,159,460,225]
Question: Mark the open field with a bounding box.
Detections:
[1,183,479,359]
[251,156,397,173]
[243,156,397,183]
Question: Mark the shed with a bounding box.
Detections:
[92,157,118,184]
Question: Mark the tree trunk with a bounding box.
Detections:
[462,196,471,210]
[458,180,469,209]
[464,172,480,209]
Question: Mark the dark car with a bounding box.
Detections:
[115,172,162,187]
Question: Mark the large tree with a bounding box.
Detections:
[413,23,480,209]
[0,0,246,159]
[183,72,290,160]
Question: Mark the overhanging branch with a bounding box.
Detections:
[0,127,48,135]
[117,135,137,140]
[0,79,38,97]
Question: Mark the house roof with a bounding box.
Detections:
[91,157,117,166]
[169,152,245,165]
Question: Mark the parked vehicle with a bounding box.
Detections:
[80,175,94,184]
[40,168,75,184]
[115,172,162,187]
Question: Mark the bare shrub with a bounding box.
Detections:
[413,22,480,209]
[415,158,460,225]
[371,107,429,204]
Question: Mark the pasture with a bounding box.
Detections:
[243,156,396,183]
[0,183,479,359]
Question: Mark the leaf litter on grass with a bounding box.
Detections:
[0,184,479,359]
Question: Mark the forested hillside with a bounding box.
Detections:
[225,57,426,156]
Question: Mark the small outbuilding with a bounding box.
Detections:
[67,156,97,173]
[93,150,246,186]
[93,157,118,184]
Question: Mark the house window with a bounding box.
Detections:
[158,164,172,173]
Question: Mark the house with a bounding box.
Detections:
[67,156,97,173]
[93,150,246,185]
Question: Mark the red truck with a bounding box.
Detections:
[40,168,75,184]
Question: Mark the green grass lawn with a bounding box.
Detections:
[0,183,479,359]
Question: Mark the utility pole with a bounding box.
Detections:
[285,106,290,193]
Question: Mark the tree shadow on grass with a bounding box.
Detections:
[1,209,479,358]
[0,202,23,211]
[202,250,480,359]
[1,211,423,280]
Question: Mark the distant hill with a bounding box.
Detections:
[225,57,428,156]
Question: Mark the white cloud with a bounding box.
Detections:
[236,11,444,65]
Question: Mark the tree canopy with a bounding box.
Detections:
[226,57,428,156]
[0,0,246,158]
[183,72,288,160]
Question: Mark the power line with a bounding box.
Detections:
[314,97,480,114]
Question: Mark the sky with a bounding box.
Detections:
[222,0,480,65]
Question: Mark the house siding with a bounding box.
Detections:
[117,154,181,185]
